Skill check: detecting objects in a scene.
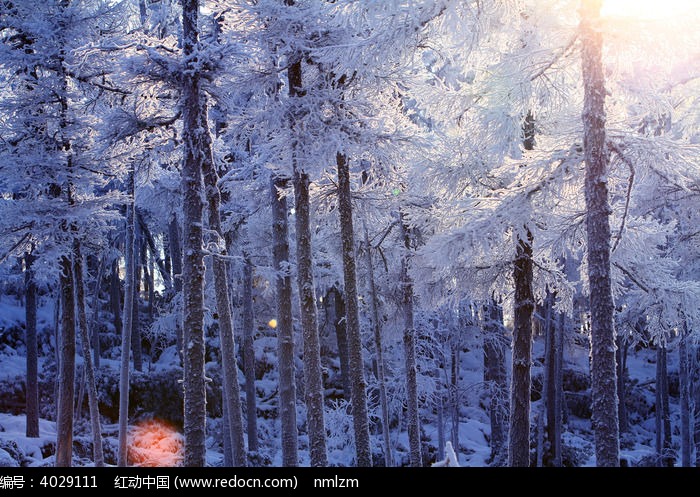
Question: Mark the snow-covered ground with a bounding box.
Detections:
[0,296,671,467]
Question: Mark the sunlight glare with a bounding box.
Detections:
[128,419,183,467]
[602,0,695,19]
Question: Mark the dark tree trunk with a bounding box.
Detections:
[242,256,258,453]
[110,259,121,340]
[90,257,103,370]
[336,152,372,467]
[543,289,563,466]
[484,300,508,467]
[363,224,392,467]
[271,175,298,467]
[450,332,459,453]
[131,225,142,372]
[581,0,620,467]
[616,336,628,434]
[661,346,673,466]
[181,0,207,466]
[25,251,39,438]
[399,214,421,467]
[508,229,533,467]
[168,216,183,366]
[679,322,692,467]
[293,169,328,467]
[118,178,136,467]
[201,106,247,467]
[56,254,76,467]
[73,242,104,467]
[331,288,352,398]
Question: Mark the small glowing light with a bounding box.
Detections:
[128,419,183,467]
[290,208,296,215]
[392,188,401,196]
[268,319,278,329]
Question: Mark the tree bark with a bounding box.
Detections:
[242,255,258,453]
[201,104,247,467]
[399,215,422,467]
[110,259,121,339]
[680,322,691,467]
[90,257,103,370]
[293,168,328,467]
[181,0,208,466]
[168,216,183,366]
[484,300,508,466]
[271,175,298,467]
[580,0,620,467]
[336,152,372,467]
[508,229,533,467]
[131,225,142,372]
[331,288,352,398]
[661,346,673,466]
[73,242,104,467]
[363,224,392,467]
[24,251,39,438]
[56,254,76,467]
[616,336,628,434]
[117,177,136,467]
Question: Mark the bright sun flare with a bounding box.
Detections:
[601,0,696,19]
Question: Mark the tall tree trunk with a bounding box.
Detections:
[145,240,155,321]
[484,300,508,466]
[655,345,674,466]
[201,106,246,467]
[543,292,554,465]
[551,309,565,467]
[283,15,327,465]
[543,289,563,466]
[131,225,143,372]
[398,215,421,467]
[693,346,700,467]
[293,169,328,467]
[363,224,392,467]
[660,346,673,466]
[56,254,76,467]
[581,0,620,467]
[90,257,103,370]
[336,152,372,467]
[680,322,691,467]
[168,216,183,366]
[616,336,628,434]
[242,255,258,453]
[271,176,298,467]
[181,0,208,467]
[450,331,459,453]
[436,362,445,462]
[117,176,136,467]
[331,288,351,398]
[509,109,535,467]
[25,251,39,438]
[55,53,76,465]
[73,242,104,467]
[110,259,121,339]
[509,229,533,467]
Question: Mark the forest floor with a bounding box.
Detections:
[0,295,670,467]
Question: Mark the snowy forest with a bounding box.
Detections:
[0,0,699,469]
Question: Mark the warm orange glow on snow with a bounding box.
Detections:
[602,0,695,19]
[128,419,183,467]
[268,318,278,329]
